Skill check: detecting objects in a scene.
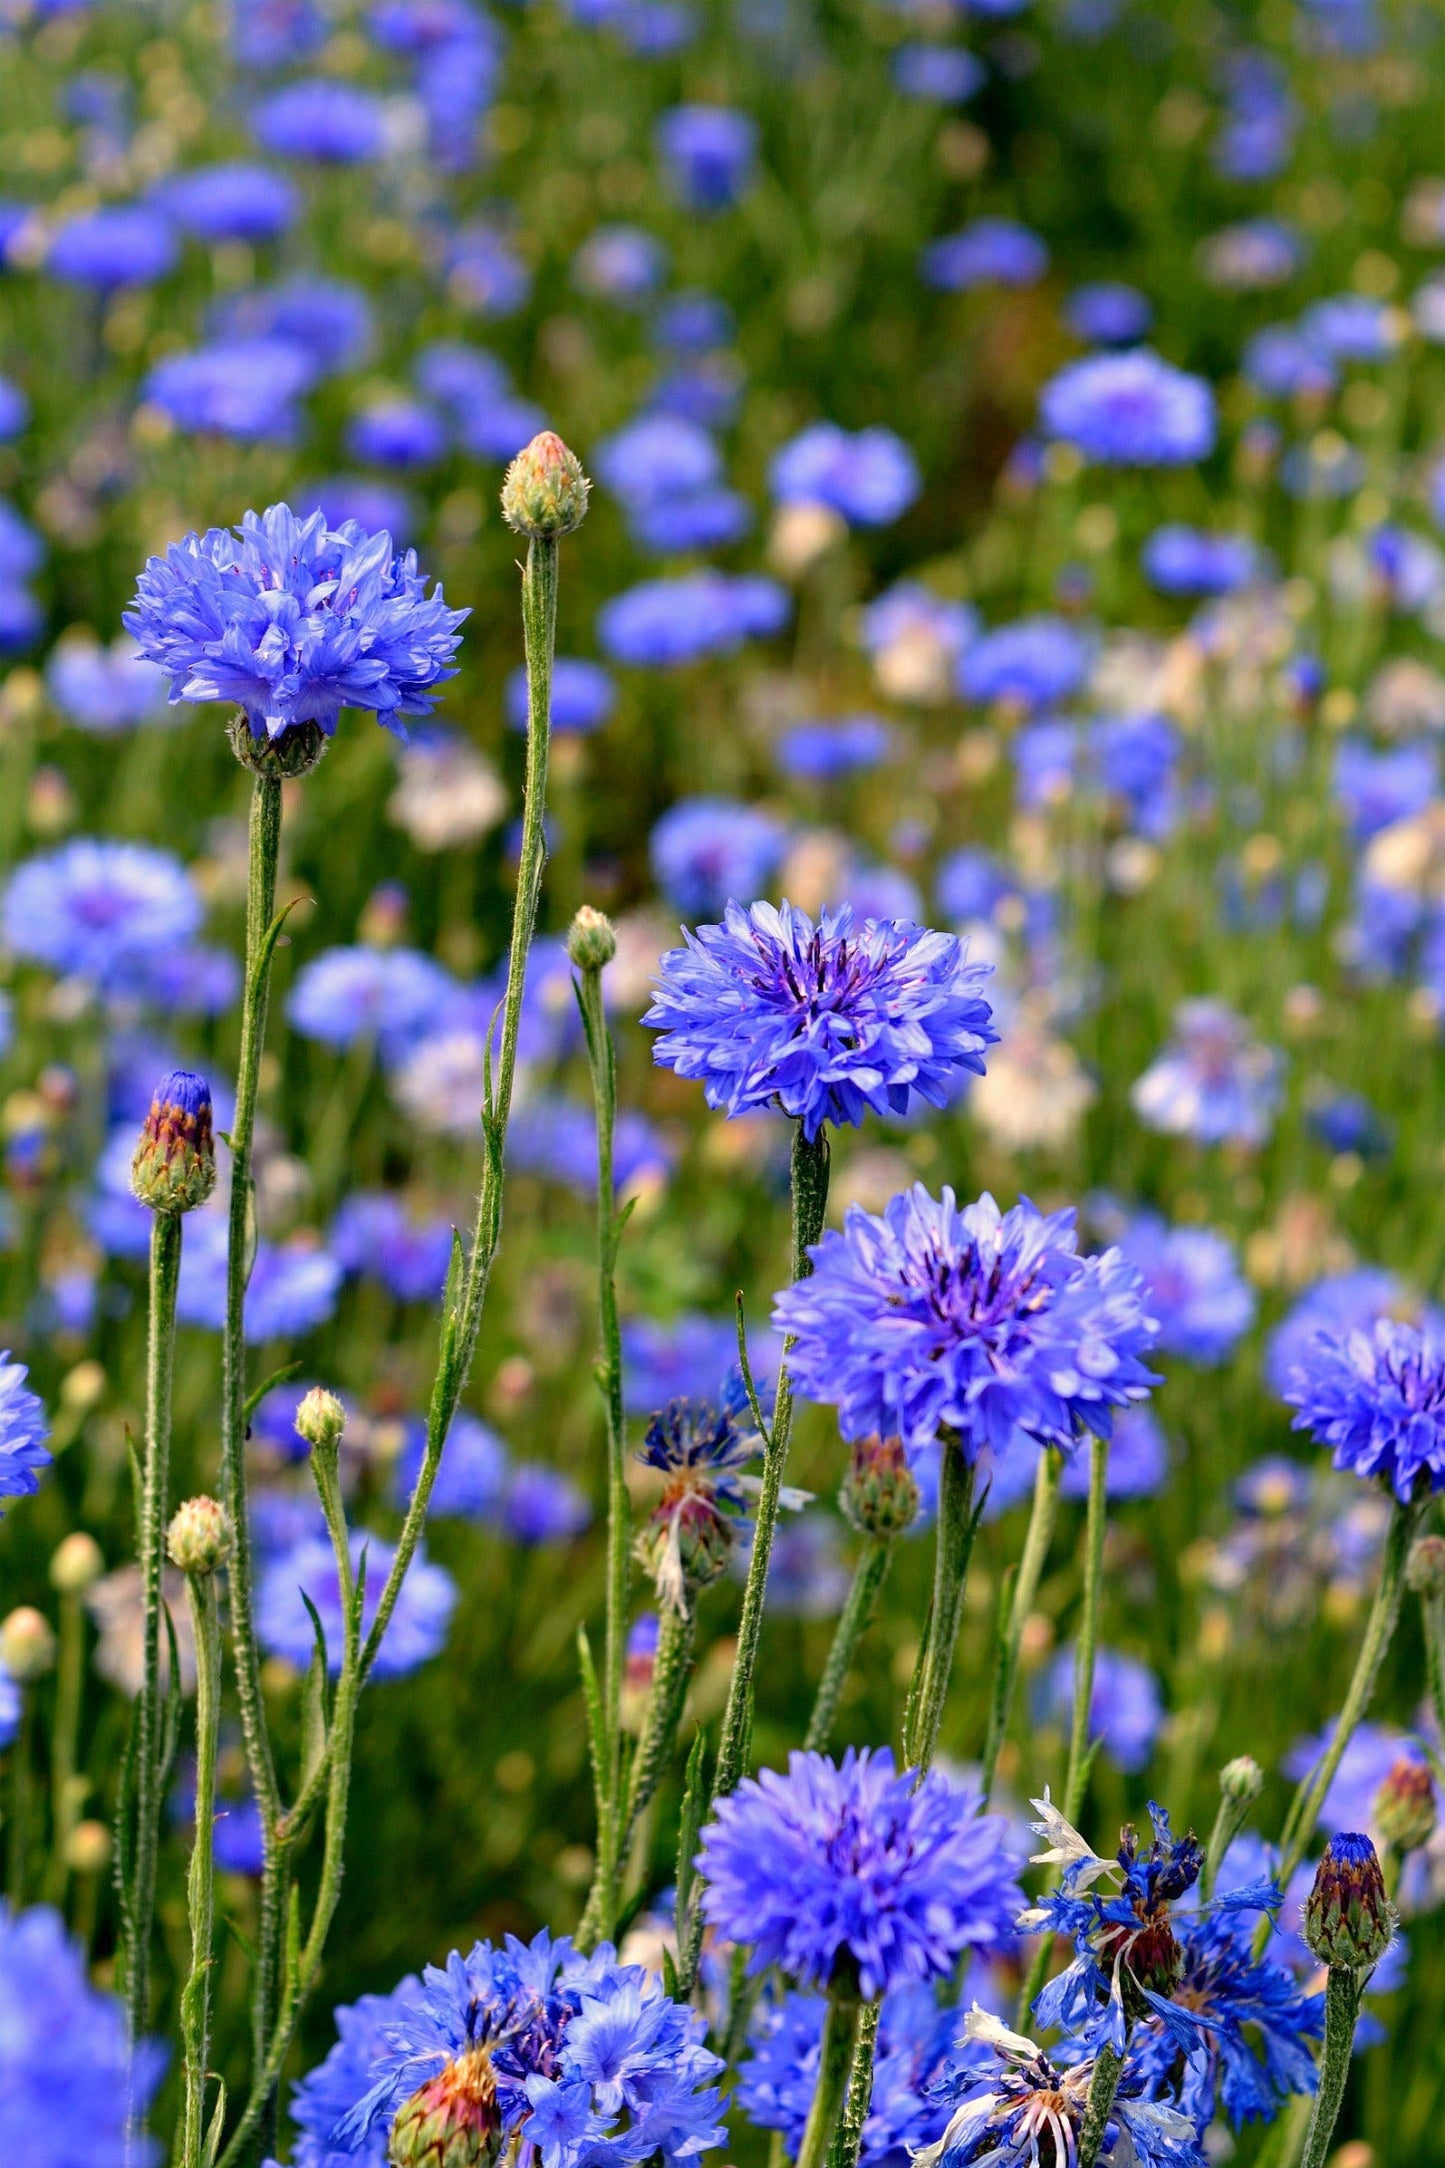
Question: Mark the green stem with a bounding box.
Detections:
[581,1604,694,1945]
[981,1446,1061,1800]
[44,1589,85,1906]
[828,1997,881,2168]
[179,1570,222,2168]
[677,1121,830,1992]
[1422,1585,1445,1753]
[1299,1968,1362,2168]
[128,1207,182,2052]
[904,1432,978,1778]
[805,1540,891,1754]
[7,1695,31,1902]
[1076,2043,1123,2168]
[797,1987,861,2168]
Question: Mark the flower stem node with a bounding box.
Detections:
[1219,1754,1264,1806]
[131,1070,217,1214]
[1372,1757,1437,1855]
[389,2046,500,2168]
[1304,1833,1396,1972]
[167,1495,233,1578]
[226,711,329,778]
[1406,1532,1445,1597]
[0,1604,55,1681]
[840,1435,920,1538]
[294,1386,348,1458]
[566,903,617,973]
[501,431,591,540]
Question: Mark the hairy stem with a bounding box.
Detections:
[805,1540,891,1754]
[828,1996,881,2168]
[797,1987,861,2168]
[1299,1968,1362,2168]
[904,1431,978,1778]
[178,1570,222,2168]
[981,1446,1060,1800]
[1076,2044,1123,2168]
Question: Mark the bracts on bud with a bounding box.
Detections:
[501,431,591,540]
[131,1070,217,1214]
[389,2045,501,2168]
[167,1496,233,1578]
[840,1435,920,1538]
[567,903,617,973]
[1373,1757,1437,1857]
[1304,1832,1396,1974]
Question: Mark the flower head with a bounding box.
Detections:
[645,901,995,1140]
[1039,350,1216,465]
[131,1069,216,1214]
[769,424,921,528]
[634,1385,766,1611]
[773,1187,1158,1459]
[1130,999,1284,1148]
[124,503,466,747]
[698,1748,1023,1997]
[649,800,789,920]
[3,838,202,993]
[0,1354,50,1513]
[1117,1214,1255,1367]
[1284,1314,1445,1499]
[1304,1832,1395,1971]
[656,104,758,210]
[256,1530,456,1678]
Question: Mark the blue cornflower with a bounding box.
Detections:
[734,1507,851,1617]
[0,1662,19,1751]
[773,1187,1157,1458]
[177,1218,343,1342]
[777,715,891,781]
[594,413,722,504]
[654,291,735,352]
[1064,282,1153,345]
[291,1973,428,2168]
[699,1749,1023,1996]
[125,504,466,744]
[0,375,27,442]
[142,337,318,441]
[622,1313,783,1415]
[395,1410,511,1522]
[0,1901,165,2163]
[1265,1269,1407,1400]
[1142,525,1258,597]
[1300,294,1403,362]
[645,900,995,1139]
[649,799,789,918]
[212,277,375,371]
[509,1097,675,1201]
[330,1192,454,1303]
[573,224,669,304]
[500,1464,592,1546]
[656,104,758,209]
[631,485,753,555]
[1117,1213,1256,1366]
[770,424,921,527]
[598,570,789,666]
[46,636,169,734]
[635,1384,769,1609]
[47,205,177,288]
[1200,219,1302,292]
[1333,738,1437,842]
[918,2007,1206,2168]
[1035,1645,1163,1773]
[291,948,458,1059]
[921,218,1048,291]
[1243,324,1337,399]
[1057,1403,1168,1500]
[2,838,201,991]
[256,1529,456,1678]
[447,223,532,316]
[252,79,388,161]
[858,583,977,697]
[1130,1000,1284,1148]
[308,478,417,543]
[153,161,300,243]
[957,615,1090,709]
[1284,1313,1445,1499]
[1040,350,1216,466]
[893,44,985,102]
[505,658,615,735]
[331,1931,724,2166]
[346,396,449,471]
[0,1354,49,1514]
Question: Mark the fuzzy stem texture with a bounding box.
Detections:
[806,1540,891,1754]
[1076,2044,1123,2168]
[1299,1967,1362,2168]
[827,1996,881,2168]
[796,1986,862,2168]
[178,1570,221,2168]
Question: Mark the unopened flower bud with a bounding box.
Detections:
[65,1818,112,1875]
[49,1531,104,1595]
[1373,1757,1437,1855]
[1304,1832,1395,1972]
[0,1605,55,1682]
[501,430,590,539]
[390,2045,501,2168]
[567,904,617,973]
[1406,1533,1445,1598]
[167,1496,232,1577]
[1219,1755,1264,1806]
[295,1387,347,1456]
[131,1070,216,1214]
[840,1435,920,1538]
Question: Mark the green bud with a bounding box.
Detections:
[295,1387,348,1457]
[501,431,590,540]
[167,1496,233,1578]
[1406,1533,1445,1598]
[389,2045,501,2168]
[566,904,617,973]
[1219,1755,1264,1806]
[840,1434,920,1538]
[1304,1833,1396,1972]
[0,1605,55,1682]
[1372,1757,1437,1856]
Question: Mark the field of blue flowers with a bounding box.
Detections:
[4,0,1445,2160]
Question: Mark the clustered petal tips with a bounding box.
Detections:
[643,899,997,1140]
[772,1187,1160,1459]
[1284,1314,1445,1500]
[0,1355,50,1515]
[123,503,467,751]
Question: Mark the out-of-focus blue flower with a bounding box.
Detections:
[1040,349,1216,465]
[0,501,43,581]
[1117,1213,1256,1366]
[653,291,733,352]
[331,1192,454,1303]
[957,616,1091,709]
[0,1901,165,2162]
[0,1661,21,1751]
[1130,999,1284,1148]
[573,223,669,303]
[598,570,789,665]
[369,0,479,49]
[252,79,388,161]
[212,277,376,371]
[1285,1312,1445,1499]
[0,375,27,441]
[505,657,616,735]
[152,162,300,243]
[1300,293,1404,362]
[631,485,753,553]
[257,1530,457,1678]
[177,1219,343,1343]
[1265,1268,1407,1399]
[0,1353,49,1515]
[2,837,201,991]
[656,104,758,208]
[1057,1402,1168,1499]
[774,1186,1157,1457]
[508,1097,675,1199]
[921,218,1048,291]
[1064,281,1153,345]
[1199,219,1303,292]
[47,205,177,287]
[346,396,449,471]
[1283,1721,1433,1843]
[595,413,722,503]
[502,1463,593,1545]
[700,1749,1023,1996]
[649,799,789,917]
[305,477,417,542]
[859,584,978,703]
[1035,1643,1163,1772]
[234,0,328,67]
[142,337,318,441]
[622,1313,781,1414]
[290,1972,428,2168]
[1213,49,1296,181]
[289,946,458,1063]
[1243,324,1336,399]
[46,636,169,733]
[1333,739,1436,843]
[126,505,466,743]
[1305,1087,1392,1160]
[893,43,985,100]
[776,715,891,780]
[395,1410,510,1521]
[446,222,531,315]
[329,1931,724,2163]
[770,423,921,527]
[1143,525,1258,596]
[733,1508,852,1618]
[647,901,995,1138]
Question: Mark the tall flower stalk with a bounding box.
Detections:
[169,1498,231,2168]
[981,1445,1061,1799]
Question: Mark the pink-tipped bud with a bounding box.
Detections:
[1373,1757,1437,1856]
[1304,1832,1395,1972]
[840,1435,919,1538]
[131,1070,216,1214]
[167,1496,233,1578]
[390,2044,501,2168]
[501,431,590,539]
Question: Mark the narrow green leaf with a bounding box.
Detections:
[243,1359,305,1428]
[202,2079,228,2168]
[673,1728,710,1928]
[159,1601,185,1779]
[732,1294,773,1451]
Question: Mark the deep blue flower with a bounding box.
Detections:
[415,339,510,415]
[1333,738,1437,842]
[0,1901,166,2164]
[0,501,43,583]
[1040,350,1216,465]
[2,838,201,992]
[177,1218,343,1342]
[645,901,995,1139]
[1284,1313,1445,1499]
[252,79,388,161]
[598,571,789,665]
[47,205,177,287]
[1300,294,1403,361]
[501,1463,593,1546]
[0,1662,19,1751]
[1065,282,1153,345]
[893,44,985,101]
[1142,525,1258,596]
[46,636,169,734]
[153,161,300,242]
[622,1312,782,1415]
[142,337,318,441]
[632,487,753,554]
[1035,1644,1163,1773]
[921,218,1048,291]
[234,0,328,69]
[212,277,375,370]
[370,0,480,51]
[1057,1403,1168,1499]
[656,104,758,209]
[595,413,722,504]
[653,291,734,352]
[330,1931,725,2165]
[1243,324,1336,399]
[0,1353,49,1514]
[306,478,418,544]
[733,1506,851,1617]
[1130,1000,1284,1148]
[0,375,27,441]
[291,1972,429,2168]
[573,224,669,304]
[1117,1213,1255,1366]
[649,799,789,918]
[346,396,449,471]
[1283,1721,1434,1845]
[505,657,616,735]
[125,504,466,743]
[330,1192,455,1303]
[1305,1088,1392,1160]
[636,1385,768,1607]
[1265,1269,1407,1399]
[777,715,891,781]
[257,1529,456,1678]
[774,1187,1157,1457]
[289,945,457,1059]
[699,1749,1023,1996]
[395,1410,511,1522]
[1213,50,1296,180]
[447,223,532,316]
[770,424,921,527]
[509,1097,675,1200]
[957,615,1090,709]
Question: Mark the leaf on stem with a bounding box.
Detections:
[243,1359,304,1428]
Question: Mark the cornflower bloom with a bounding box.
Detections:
[256,1529,456,1679]
[1285,1314,1445,1499]
[0,1902,165,2160]
[634,1384,771,1611]
[1130,1000,1283,1148]
[2,838,201,992]
[1039,350,1216,465]
[1116,1214,1255,1366]
[0,1352,49,1511]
